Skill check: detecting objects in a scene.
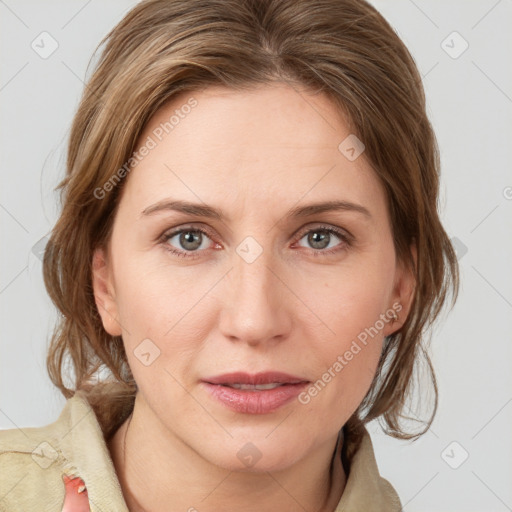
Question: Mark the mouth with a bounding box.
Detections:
[202,371,309,387]
[219,382,293,391]
[201,371,310,414]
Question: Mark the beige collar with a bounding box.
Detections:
[2,390,401,511]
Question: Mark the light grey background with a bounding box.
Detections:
[1,1,511,510]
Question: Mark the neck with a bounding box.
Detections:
[108,394,346,512]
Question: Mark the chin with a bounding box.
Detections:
[204,437,305,474]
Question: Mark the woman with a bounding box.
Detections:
[0,0,459,510]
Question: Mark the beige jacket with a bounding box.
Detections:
[0,391,402,511]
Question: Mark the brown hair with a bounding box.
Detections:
[43,0,459,443]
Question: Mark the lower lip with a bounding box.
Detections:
[202,382,308,414]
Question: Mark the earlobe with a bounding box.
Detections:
[92,247,122,337]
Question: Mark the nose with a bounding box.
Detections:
[217,244,292,347]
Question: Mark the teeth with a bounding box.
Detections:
[226,383,284,390]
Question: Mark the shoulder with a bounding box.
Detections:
[0,391,128,511]
[335,424,402,512]
[0,395,81,511]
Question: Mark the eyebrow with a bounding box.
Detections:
[140,198,372,221]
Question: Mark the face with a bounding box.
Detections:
[93,83,415,472]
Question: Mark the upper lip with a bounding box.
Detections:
[203,372,309,386]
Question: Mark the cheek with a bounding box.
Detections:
[111,257,213,372]
[113,252,198,331]
[308,253,394,340]
[295,256,394,416]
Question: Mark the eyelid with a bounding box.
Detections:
[160,223,218,242]
[293,222,353,243]
[160,222,352,243]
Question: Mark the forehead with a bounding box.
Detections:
[118,83,386,223]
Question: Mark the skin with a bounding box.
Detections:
[93,83,416,512]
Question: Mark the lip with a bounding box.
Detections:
[201,372,310,414]
[202,371,308,386]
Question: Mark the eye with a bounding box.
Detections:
[160,226,216,259]
[159,223,352,260]
[294,225,352,256]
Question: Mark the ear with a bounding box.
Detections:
[92,246,122,337]
[382,243,417,336]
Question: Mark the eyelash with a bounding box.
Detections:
[159,224,353,260]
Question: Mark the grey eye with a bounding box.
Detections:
[167,230,210,252]
[298,229,342,250]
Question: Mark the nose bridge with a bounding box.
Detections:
[218,234,290,344]
[234,240,274,301]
